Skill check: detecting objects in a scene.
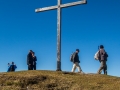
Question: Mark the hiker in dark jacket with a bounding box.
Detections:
[71,49,83,73]
[8,62,17,72]
[27,50,33,70]
[97,45,108,75]
[32,52,37,70]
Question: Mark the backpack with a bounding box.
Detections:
[105,52,108,57]
[94,50,108,60]
[104,52,108,60]
[94,51,100,60]
[10,65,15,71]
[70,53,75,62]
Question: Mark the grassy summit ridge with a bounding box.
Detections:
[0,70,120,90]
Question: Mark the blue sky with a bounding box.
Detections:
[0,0,120,77]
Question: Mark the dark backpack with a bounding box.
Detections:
[104,52,108,60]
[10,65,15,71]
[70,53,75,62]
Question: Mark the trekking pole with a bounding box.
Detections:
[98,45,101,62]
[98,46,99,50]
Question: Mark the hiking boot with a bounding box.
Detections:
[78,71,85,74]
[97,70,102,74]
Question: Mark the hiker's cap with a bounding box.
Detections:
[100,45,104,48]
[12,62,14,64]
[29,50,33,52]
[76,49,79,52]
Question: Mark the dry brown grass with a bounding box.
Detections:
[0,70,120,90]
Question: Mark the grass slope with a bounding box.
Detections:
[0,70,120,90]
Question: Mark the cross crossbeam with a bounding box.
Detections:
[35,0,87,71]
[35,0,86,12]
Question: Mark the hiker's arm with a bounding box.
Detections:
[14,65,17,69]
[27,55,29,65]
[35,56,37,61]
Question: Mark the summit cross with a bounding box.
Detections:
[35,0,87,71]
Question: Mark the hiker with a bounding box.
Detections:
[8,62,17,72]
[71,49,83,73]
[27,50,33,70]
[97,45,108,75]
[32,52,37,70]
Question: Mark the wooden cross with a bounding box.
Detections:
[35,0,87,71]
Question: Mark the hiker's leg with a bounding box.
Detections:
[97,61,104,74]
[28,65,30,70]
[104,63,107,75]
[34,65,36,70]
[33,65,34,70]
[98,61,102,74]
[29,65,33,70]
[104,68,107,75]
[76,62,82,72]
[103,69,107,75]
[71,63,76,72]
[105,70,107,75]
[33,65,36,70]
[31,65,33,70]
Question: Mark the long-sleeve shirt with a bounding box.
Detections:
[73,52,80,63]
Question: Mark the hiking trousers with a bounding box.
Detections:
[97,60,106,74]
[28,64,33,70]
[71,62,82,72]
[33,64,36,70]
